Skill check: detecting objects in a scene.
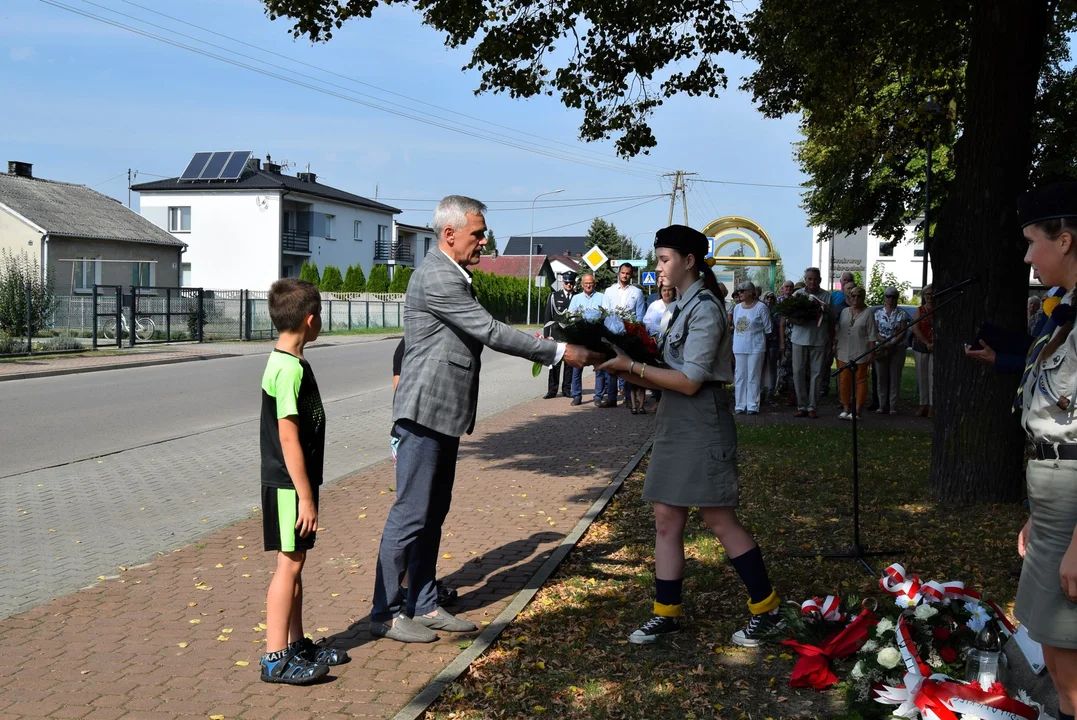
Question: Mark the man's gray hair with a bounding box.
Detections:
[804,266,821,277]
[432,195,488,238]
[840,271,855,283]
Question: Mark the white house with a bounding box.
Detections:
[812,224,931,294]
[391,221,436,276]
[132,152,401,290]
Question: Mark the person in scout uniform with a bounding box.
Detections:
[543,271,577,399]
[1013,180,1077,720]
[597,225,784,647]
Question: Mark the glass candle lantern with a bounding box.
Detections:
[965,621,1008,691]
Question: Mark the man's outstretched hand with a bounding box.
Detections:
[562,344,606,368]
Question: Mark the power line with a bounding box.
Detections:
[89,171,127,188]
[49,0,657,181]
[380,193,663,204]
[394,194,668,212]
[695,177,803,189]
[113,0,676,176]
[505,196,666,237]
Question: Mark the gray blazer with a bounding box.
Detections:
[393,249,558,437]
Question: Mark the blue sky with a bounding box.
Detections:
[1,0,813,274]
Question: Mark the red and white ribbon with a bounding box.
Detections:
[880,564,987,608]
[873,615,1043,720]
[800,595,846,622]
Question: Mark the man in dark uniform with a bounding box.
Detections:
[543,272,577,399]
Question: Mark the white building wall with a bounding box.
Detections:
[301,198,389,277]
[139,190,281,290]
[0,206,42,260]
[812,224,932,292]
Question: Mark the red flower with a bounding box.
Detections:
[988,681,1007,695]
[933,627,951,641]
[939,647,958,663]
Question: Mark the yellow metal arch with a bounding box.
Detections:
[701,216,781,290]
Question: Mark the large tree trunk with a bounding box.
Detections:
[930,1,1051,503]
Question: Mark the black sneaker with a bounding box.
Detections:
[731,610,785,648]
[628,615,681,644]
[436,581,458,607]
[294,637,350,666]
[260,649,330,685]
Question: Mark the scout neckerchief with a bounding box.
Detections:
[1014,300,1075,413]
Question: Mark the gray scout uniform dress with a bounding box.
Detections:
[1016,287,1077,649]
[643,279,738,507]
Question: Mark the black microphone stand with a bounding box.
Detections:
[792,278,972,575]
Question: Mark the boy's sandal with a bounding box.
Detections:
[261,650,330,685]
[298,637,350,666]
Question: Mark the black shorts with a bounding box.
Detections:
[262,485,319,553]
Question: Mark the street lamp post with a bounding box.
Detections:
[528,189,564,325]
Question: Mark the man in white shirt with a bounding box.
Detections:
[600,263,646,408]
[789,267,832,419]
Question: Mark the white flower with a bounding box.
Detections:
[851,661,865,680]
[875,618,895,636]
[862,640,878,652]
[895,594,917,609]
[914,604,939,620]
[966,604,991,633]
[877,647,901,669]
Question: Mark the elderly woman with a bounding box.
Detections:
[833,285,877,420]
[732,281,772,414]
[777,280,795,303]
[641,282,677,411]
[873,287,910,414]
[911,284,935,418]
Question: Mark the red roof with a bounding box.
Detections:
[472,255,548,279]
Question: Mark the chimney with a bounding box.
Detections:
[297,172,317,183]
[8,161,32,178]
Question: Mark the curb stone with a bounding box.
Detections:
[391,434,655,720]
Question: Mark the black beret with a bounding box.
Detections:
[654,224,709,262]
[1017,181,1077,228]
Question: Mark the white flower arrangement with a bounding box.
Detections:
[875,618,894,636]
[850,661,864,680]
[861,639,878,652]
[966,603,991,633]
[913,603,939,620]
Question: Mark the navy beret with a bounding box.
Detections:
[1017,181,1077,228]
[654,224,709,263]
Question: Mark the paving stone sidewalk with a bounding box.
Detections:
[0,394,651,719]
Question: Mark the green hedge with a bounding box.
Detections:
[472,270,550,324]
[388,266,413,293]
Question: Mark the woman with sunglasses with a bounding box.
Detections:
[873,287,910,414]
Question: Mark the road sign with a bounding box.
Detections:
[614,258,648,268]
[583,245,609,272]
[642,271,657,286]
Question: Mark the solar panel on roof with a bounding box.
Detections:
[220,151,252,180]
[180,152,213,180]
[199,152,230,180]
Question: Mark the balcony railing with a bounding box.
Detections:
[375,239,414,262]
[282,229,310,254]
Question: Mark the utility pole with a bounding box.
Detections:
[661,171,698,226]
[127,169,132,208]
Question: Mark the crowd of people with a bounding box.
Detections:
[251,185,1077,720]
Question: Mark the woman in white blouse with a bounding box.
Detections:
[731,281,773,414]
[642,282,676,408]
[833,286,878,419]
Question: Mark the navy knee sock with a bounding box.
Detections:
[729,546,775,606]
[655,578,683,607]
[1059,712,1073,720]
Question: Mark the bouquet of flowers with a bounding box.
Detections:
[559,306,613,355]
[775,292,832,328]
[768,564,1048,720]
[601,309,664,366]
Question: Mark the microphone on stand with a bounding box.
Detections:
[934,275,979,297]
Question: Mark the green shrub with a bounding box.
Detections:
[299,261,321,285]
[367,264,391,293]
[472,270,550,324]
[0,249,54,337]
[388,266,413,293]
[343,264,367,293]
[43,334,83,351]
[0,333,20,354]
[320,265,344,292]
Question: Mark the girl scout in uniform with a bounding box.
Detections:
[598,225,782,646]
[1016,181,1077,720]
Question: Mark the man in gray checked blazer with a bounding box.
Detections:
[371,195,601,643]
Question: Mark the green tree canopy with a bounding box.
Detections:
[482,229,498,256]
[298,261,320,286]
[388,266,414,293]
[342,264,367,293]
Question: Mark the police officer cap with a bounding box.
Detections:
[654,224,709,261]
[1017,181,1077,228]
[561,271,577,283]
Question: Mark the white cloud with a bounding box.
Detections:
[9,47,35,62]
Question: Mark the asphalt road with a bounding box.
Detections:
[0,337,583,618]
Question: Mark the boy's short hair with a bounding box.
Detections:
[269,279,321,332]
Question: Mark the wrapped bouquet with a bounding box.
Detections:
[775,292,832,328]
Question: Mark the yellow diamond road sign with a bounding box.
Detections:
[583,246,609,272]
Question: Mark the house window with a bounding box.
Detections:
[168,206,191,232]
[74,258,101,292]
[325,214,335,240]
[378,224,389,243]
[879,241,895,257]
[132,262,155,288]
[354,220,362,241]
[181,263,192,286]
[914,247,926,258]
[424,237,432,256]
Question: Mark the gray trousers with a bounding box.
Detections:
[792,343,827,411]
[372,419,459,622]
[874,348,906,411]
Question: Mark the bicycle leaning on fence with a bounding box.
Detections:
[100,312,156,341]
